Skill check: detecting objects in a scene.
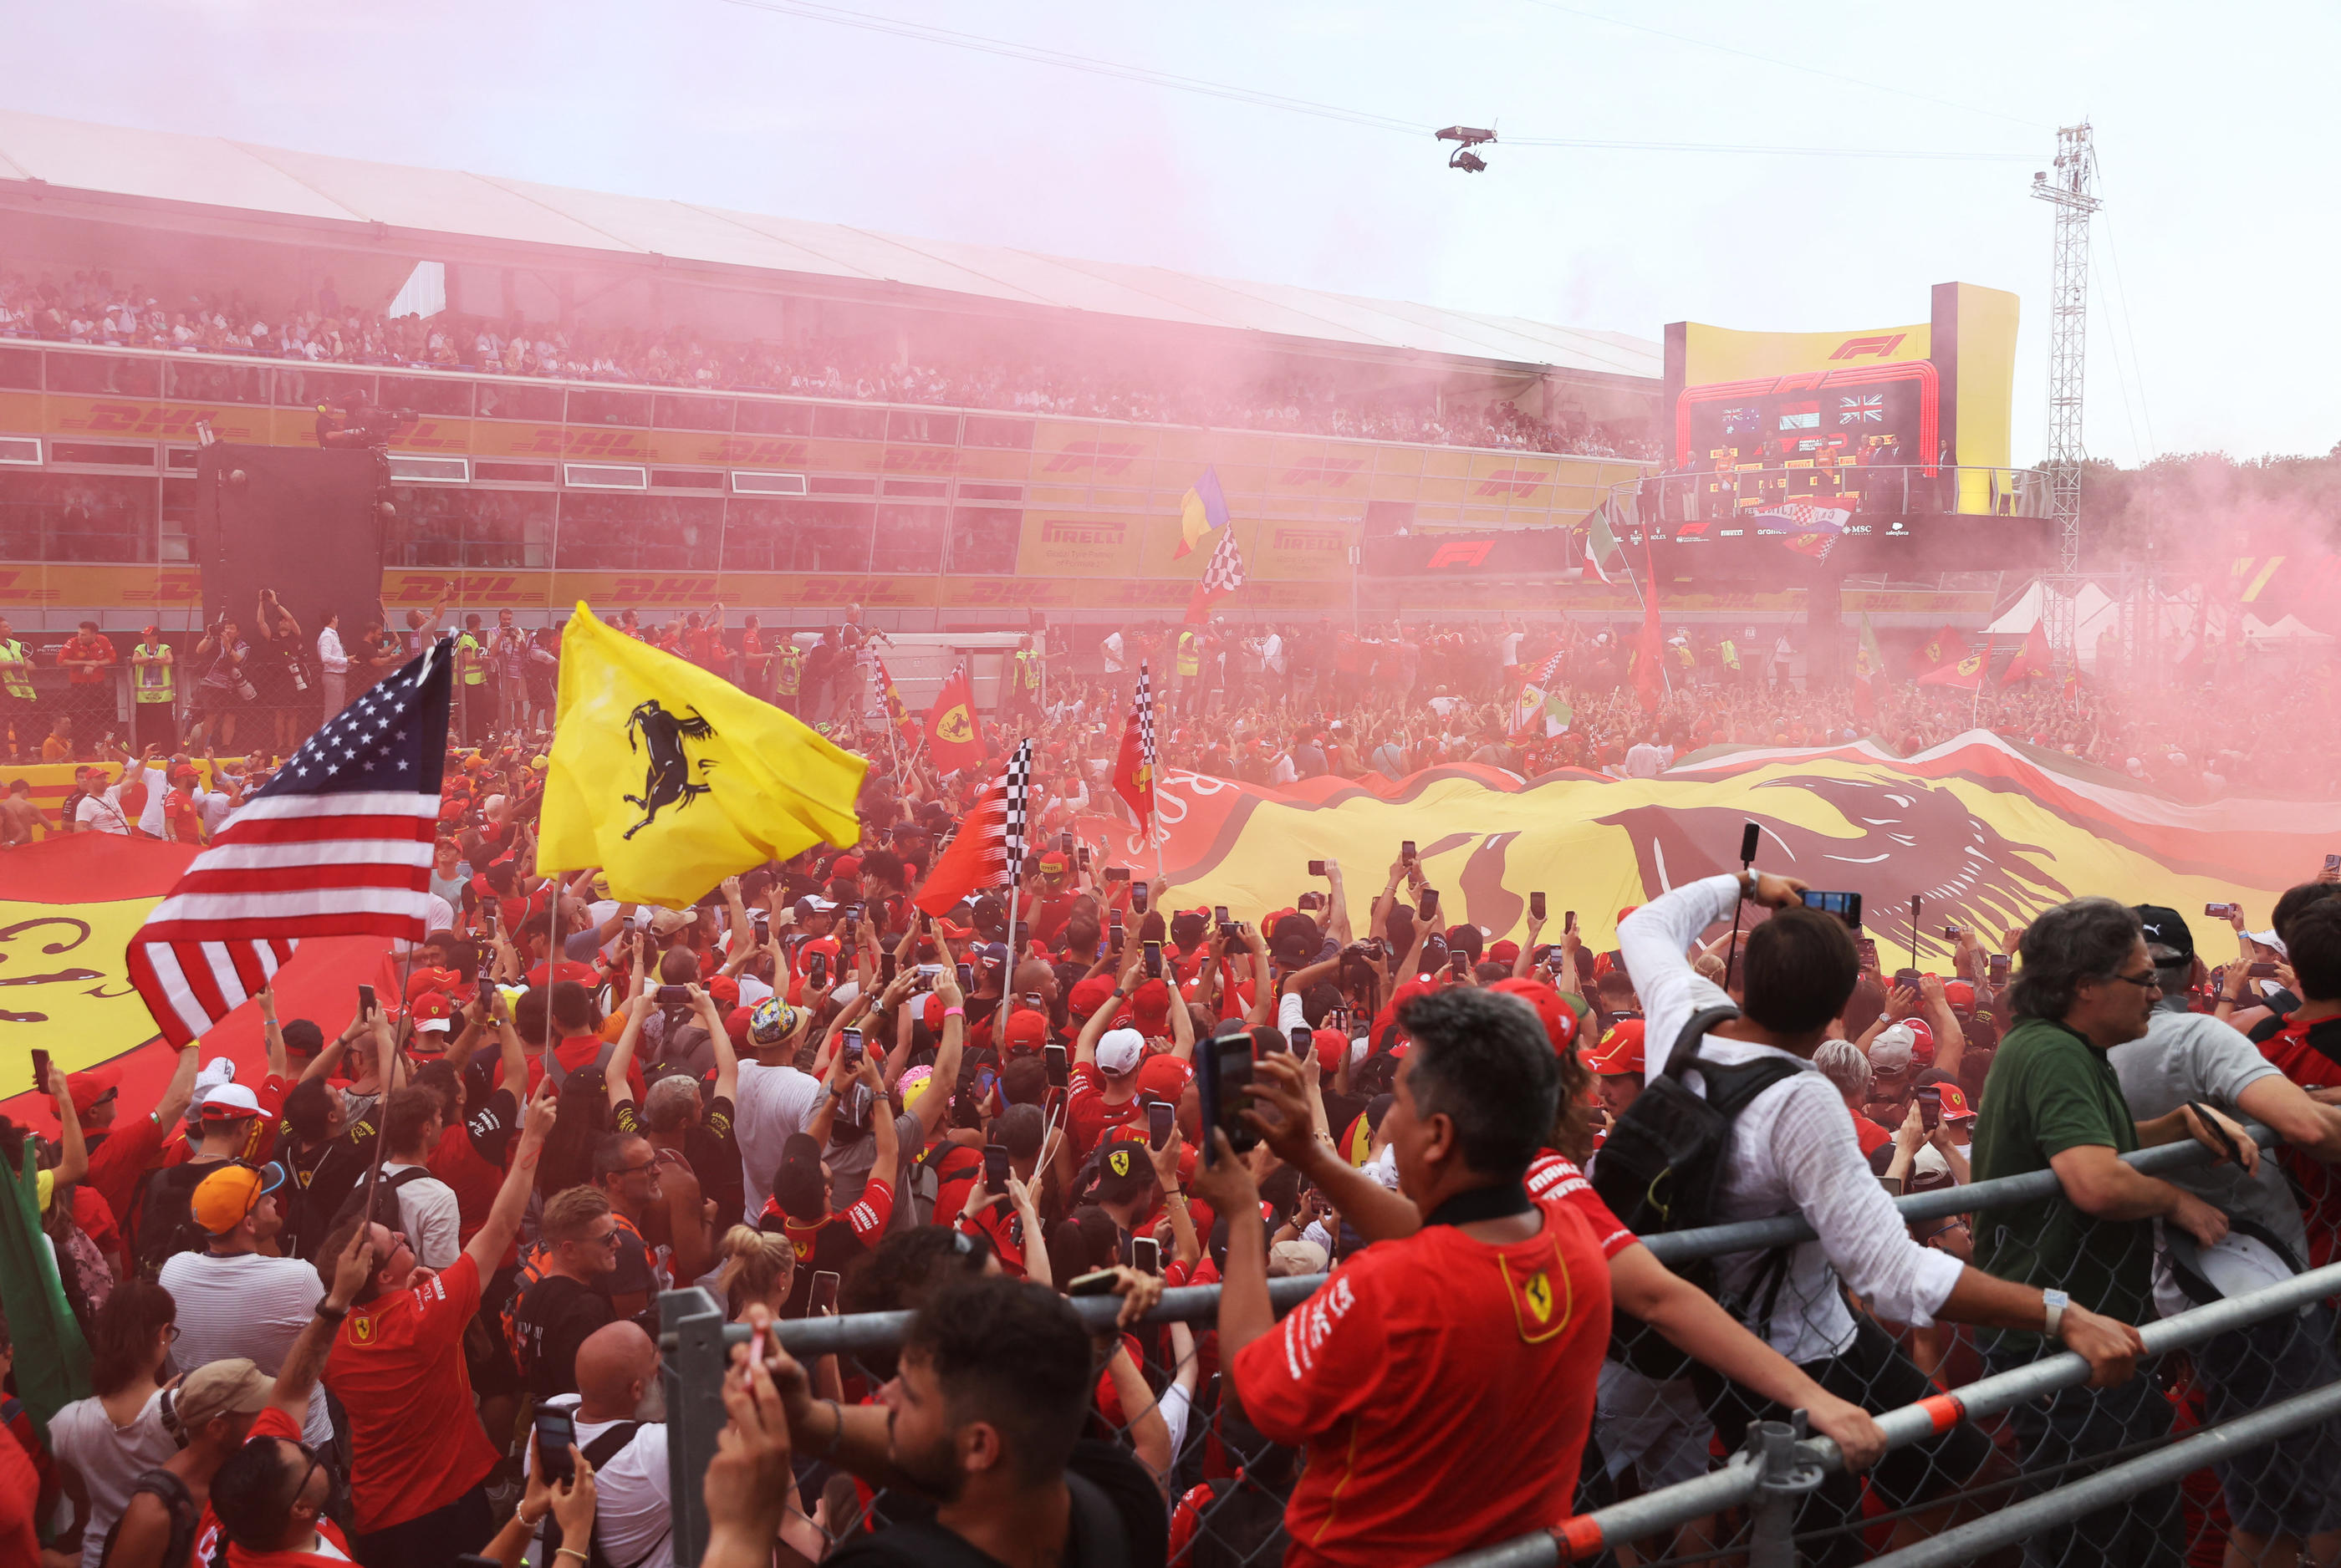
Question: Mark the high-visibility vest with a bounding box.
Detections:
[774,646,803,696]
[1720,639,1741,671]
[1176,634,1201,678]
[0,639,32,700]
[132,644,175,704]
[1013,650,1041,690]
[456,634,488,685]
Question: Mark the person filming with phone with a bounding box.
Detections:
[1187,987,1614,1567]
[1604,870,2157,1568]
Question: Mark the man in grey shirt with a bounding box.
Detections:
[2109,904,2341,1563]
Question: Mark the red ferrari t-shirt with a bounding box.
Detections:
[1232,1194,1612,1567]
[2262,1013,2341,1267]
[1064,1063,1144,1158]
[323,1253,501,1532]
[1524,1150,1635,1260]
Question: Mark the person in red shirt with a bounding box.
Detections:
[58,619,117,686]
[1191,987,1613,1567]
[2257,899,2341,1266]
[314,1084,555,1567]
[162,765,207,844]
[1064,954,1194,1158]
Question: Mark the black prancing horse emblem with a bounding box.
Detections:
[623,700,717,839]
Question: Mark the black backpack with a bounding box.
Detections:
[131,1163,219,1281]
[1590,1005,1803,1377]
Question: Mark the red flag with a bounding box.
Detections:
[1630,592,1665,714]
[1113,666,1157,825]
[2002,625,2052,685]
[1917,649,1988,690]
[923,665,987,776]
[875,655,921,753]
[1908,623,1971,676]
[912,743,1032,917]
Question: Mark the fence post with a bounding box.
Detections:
[1745,1413,1823,1568]
[660,1286,729,1568]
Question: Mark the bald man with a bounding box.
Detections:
[529,1322,673,1568]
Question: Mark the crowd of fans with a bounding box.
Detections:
[10,599,2341,1567]
[0,264,1660,459]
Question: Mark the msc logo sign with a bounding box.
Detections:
[1041,441,1144,476]
[1828,333,1908,361]
[1471,469,1548,499]
[1425,540,1493,571]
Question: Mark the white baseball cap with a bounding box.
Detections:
[1869,1024,1916,1075]
[198,1082,263,1121]
[1096,1028,1146,1076]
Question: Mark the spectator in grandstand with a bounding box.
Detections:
[1182,988,1610,1566]
[1605,871,2149,1568]
[315,1084,553,1568]
[715,1277,1169,1568]
[1971,896,2261,1568]
[2108,900,2341,1567]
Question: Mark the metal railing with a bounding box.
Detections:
[1608,464,2052,530]
[654,1123,2333,1568]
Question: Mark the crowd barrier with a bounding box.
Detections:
[653,1125,2340,1568]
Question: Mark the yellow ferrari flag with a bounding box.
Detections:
[538,603,868,905]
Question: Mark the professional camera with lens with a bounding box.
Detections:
[314,392,417,451]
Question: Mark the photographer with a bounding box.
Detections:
[188,615,248,753]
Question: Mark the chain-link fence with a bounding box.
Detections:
[655,1126,2341,1568]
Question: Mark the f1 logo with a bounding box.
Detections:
[1425,541,1492,570]
[1828,333,1907,360]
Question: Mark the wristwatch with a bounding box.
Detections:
[2040,1287,2069,1338]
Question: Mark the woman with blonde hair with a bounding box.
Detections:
[712,1224,793,1321]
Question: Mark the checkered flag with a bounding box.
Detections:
[999,737,1033,887]
[1114,666,1156,824]
[1184,527,1247,624]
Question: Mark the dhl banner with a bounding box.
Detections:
[0,834,390,1136]
[1075,731,2336,966]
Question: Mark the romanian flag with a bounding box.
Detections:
[1175,466,1229,559]
[538,603,868,906]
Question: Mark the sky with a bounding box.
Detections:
[10,0,2339,468]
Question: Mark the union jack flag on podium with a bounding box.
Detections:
[127,639,454,1046]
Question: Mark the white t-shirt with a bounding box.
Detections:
[156,1249,334,1447]
[380,1161,463,1268]
[734,1061,824,1214]
[522,1402,672,1568]
[76,789,135,836]
[48,1390,177,1568]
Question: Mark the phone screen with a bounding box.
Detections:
[31,1047,49,1095]
[983,1143,1010,1194]
[1147,1100,1176,1149]
[840,1027,864,1066]
[1530,891,1546,921]
[1197,1036,1259,1158]
[1131,885,1150,914]
[356,983,376,1016]
[1144,941,1162,980]
[1917,1086,1941,1131]
[880,951,898,983]
[810,1271,840,1315]
[956,962,974,993]
[1044,1043,1068,1087]
[534,1408,577,1484]
[807,954,828,987]
[1418,888,1439,918]
[1131,1235,1160,1277]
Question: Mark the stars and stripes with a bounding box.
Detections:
[126,639,454,1046]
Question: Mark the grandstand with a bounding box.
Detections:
[0,109,1665,630]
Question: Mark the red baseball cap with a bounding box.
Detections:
[1942,980,1976,1012]
[1002,1011,1049,1052]
[829,855,863,880]
[1938,1082,1976,1122]
[1488,939,1522,966]
[1489,978,1578,1059]
[705,975,740,1008]
[1584,1019,1645,1077]
[1905,1018,1936,1067]
[410,991,454,1034]
[1137,1052,1194,1102]
[66,1067,120,1123]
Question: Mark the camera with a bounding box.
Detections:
[314,393,417,451]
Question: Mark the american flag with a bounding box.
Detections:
[126,639,454,1046]
[1184,527,1247,624]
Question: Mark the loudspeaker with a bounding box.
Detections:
[194,445,386,646]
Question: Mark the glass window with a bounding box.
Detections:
[869,503,945,573]
[389,487,553,569]
[887,409,957,445]
[380,375,474,418]
[961,414,1035,451]
[720,498,875,573]
[813,405,886,442]
[166,361,272,405]
[47,353,161,399]
[0,347,38,392]
[0,471,155,562]
[555,492,720,571]
[655,395,736,432]
[734,400,813,437]
[476,381,566,423]
[567,388,654,428]
[161,478,196,563]
[947,507,1022,575]
[277,367,376,410]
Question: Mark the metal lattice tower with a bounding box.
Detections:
[2032,124,2099,669]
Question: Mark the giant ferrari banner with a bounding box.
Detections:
[0,835,390,1133]
[1085,731,2333,962]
